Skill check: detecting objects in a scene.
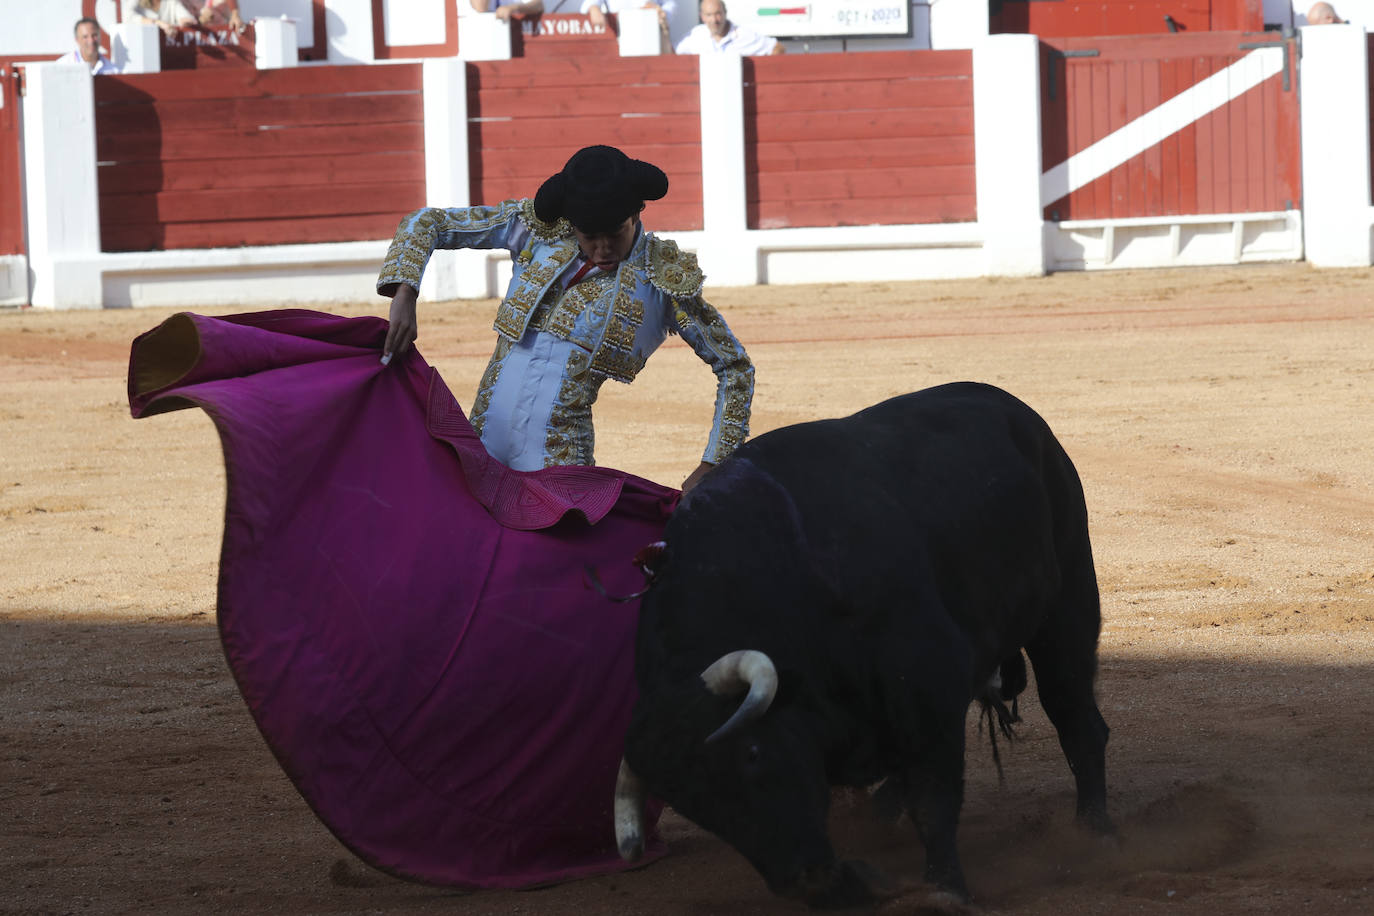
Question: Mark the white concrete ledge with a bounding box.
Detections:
[1050,211,1303,271]
[54,241,390,309]
[1057,211,1292,229]
[92,240,389,271]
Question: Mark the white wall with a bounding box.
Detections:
[324,0,376,62]
[382,0,449,48]
[0,0,88,56]
[240,0,318,49]
[1299,23,1373,266]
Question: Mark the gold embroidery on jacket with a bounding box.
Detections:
[673,296,753,461]
[591,285,647,383]
[544,354,602,467]
[532,271,615,341]
[646,237,705,298]
[377,200,530,292]
[470,336,512,440]
[519,198,573,242]
[493,241,578,342]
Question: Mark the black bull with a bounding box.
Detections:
[615,382,1113,907]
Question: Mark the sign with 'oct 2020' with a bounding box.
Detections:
[732,1,913,40]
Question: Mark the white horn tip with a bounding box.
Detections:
[617,832,644,861]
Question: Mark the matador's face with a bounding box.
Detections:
[574,216,638,269]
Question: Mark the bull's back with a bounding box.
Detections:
[732,382,1089,632]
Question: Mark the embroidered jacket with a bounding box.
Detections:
[377,199,754,470]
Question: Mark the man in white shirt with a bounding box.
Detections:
[57,18,120,75]
[675,0,783,55]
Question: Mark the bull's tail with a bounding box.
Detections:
[977,652,1026,785]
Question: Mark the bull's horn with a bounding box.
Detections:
[700,650,778,743]
[614,758,647,861]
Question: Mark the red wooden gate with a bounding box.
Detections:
[1040,32,1300,222]
[0,61,24,264]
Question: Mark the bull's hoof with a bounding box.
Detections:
[802,859,899,909]
[1077,806,1117,837]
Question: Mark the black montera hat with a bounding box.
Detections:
[534,145,669,234]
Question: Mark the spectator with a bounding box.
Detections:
[676,0,783,55]
[376,145,753,491]
[470,0,546,21]
[128,1,197,36]
[1306,2,1344,23]
[582,0,676,45]
[57,18,120,74]
[198,0,246,32]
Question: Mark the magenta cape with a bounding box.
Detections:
[127,309,672,888]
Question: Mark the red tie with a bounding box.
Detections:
[566,260,597,287]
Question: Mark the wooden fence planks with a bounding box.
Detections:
[94,64,425,252]
[465,58,704,230]
[743,50,976,228]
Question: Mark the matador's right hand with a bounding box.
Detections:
[382,284,419,365]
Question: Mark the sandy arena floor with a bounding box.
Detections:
[2,262,1372,914]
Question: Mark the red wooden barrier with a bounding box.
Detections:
[466,55,704,231]
[0,62,25,259]
[743,51,976,230]
[93,64,425,252]
[1040,32,1299,221]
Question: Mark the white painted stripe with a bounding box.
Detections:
[1040,47,1286,207]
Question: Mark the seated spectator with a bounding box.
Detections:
[582,0,675,43]
[1306,2,1344,23]
[128,1,198,36]
[675,0,783,55]
[57,17,120,74]
[198,0,245,32]
[471,0,546,21]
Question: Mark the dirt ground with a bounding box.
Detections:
[2,262,1373,915]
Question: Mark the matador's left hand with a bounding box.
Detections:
[682,461,714,493]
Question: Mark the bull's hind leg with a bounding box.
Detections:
[1025,560,1113,834]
